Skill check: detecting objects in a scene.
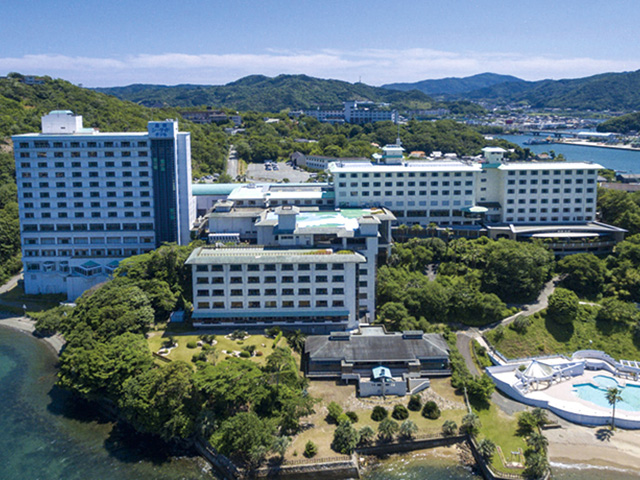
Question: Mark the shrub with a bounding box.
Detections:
[255,350,264,357]
[407,394,422,411]
[422,401,441,419]
[303,440,318,458]
[331,422,360,454]
[265,326,281,338]
[327,401,343,423]
[239,350,251,358]
[442,420,458,436]
[243,345,256,355]
[198,334,216,345]
[230,330,247,340]
[392,404,409,420]
[345,411,358,423]
[511,315,531,333]
[186,341,197,349]
[336,413,351,425]
[191,352,207,363]
[371,406,388,422]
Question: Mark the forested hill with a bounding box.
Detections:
[94,74,445,111]
[458,69,640,111]
[382,73,524,96]
[597,112,640,134]
[0,73,228,176]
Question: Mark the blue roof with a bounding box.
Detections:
[372,366,392,380]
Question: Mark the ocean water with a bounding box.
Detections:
[499,133,640,173]
[1,325,638,479]
[0,326,216,480]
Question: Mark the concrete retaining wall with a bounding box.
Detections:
[356,434,465,455]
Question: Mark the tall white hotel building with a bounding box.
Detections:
[13,111,195,299]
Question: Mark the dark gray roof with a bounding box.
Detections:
[305,327,449,363]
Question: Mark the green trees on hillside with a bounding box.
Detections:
[376,237,552,329]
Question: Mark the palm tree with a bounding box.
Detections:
[606,387,623,430]
[399,420,418,439]
[358,425,375,445]
[377,418,399,441]
[526,432,549,455]
[530,407,548,428]
[477,438,496,461]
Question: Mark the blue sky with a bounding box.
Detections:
[1,0,638,87]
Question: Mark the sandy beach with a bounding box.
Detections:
[546,421,640,471]
[0,315,65,355]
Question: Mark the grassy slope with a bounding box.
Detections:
[486,308,640,361]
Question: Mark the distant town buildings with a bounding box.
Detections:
[13,111,195,299]
[301,101,397,124]
[181,110,241,125]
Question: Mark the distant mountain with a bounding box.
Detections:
[382,73,524,96]
[95,74,441,112]
[460,70,640,111]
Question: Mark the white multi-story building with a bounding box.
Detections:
[187,246,365,332]
[13,111,195,299]
[200,204,394,327]
[329,149,601,227]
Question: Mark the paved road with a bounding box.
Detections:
[0,272,22,295]
[456,330,528,414]
[225,145,238,179]
[480,275,560,332]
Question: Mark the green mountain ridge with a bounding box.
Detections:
[382,73,524,96]
[94,74,446,111]
[460,69,640,111]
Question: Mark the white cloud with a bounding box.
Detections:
[0,49,637,87]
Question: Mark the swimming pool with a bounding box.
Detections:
[573,375,640,412]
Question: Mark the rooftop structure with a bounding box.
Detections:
[304,325,450,397]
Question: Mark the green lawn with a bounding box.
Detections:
[486,308,640,361]
[147,330,278,366]
[474,403,527,473]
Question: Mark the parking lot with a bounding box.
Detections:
[246,161,311,183]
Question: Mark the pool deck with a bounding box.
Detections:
[489,366,640,429]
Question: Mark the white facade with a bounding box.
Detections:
[187,246,365,332]
[13,112,194,299]
[484,163,599,224]
[329,160,600,226]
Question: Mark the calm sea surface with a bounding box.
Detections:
[499,133,640,174]
[1,325,638,479]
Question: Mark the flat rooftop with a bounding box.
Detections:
[496,162,602,171]
[259,207,394,231]
[186,246,366,265]
[329,160,481,173]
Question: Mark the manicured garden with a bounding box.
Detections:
[147,328,279,366]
